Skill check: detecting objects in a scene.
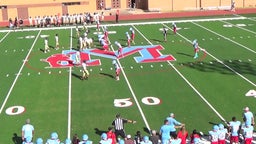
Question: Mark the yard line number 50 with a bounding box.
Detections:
[114,97,161,107]
[5,97,161,115]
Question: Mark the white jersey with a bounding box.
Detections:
[45,39,48,45]
[55,36,59,43]
[82,62,87,70]
[115,42,122,48]
[22,124,34,138]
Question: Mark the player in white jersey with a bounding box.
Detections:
[243,107,255,126]
[130,28,135,44]
[79,36,83,51]
[81,61,89,80]
[99,133,112,144]
[76,26,80,37]
[22,136,33,144]
[44,37,50,53]
[74,51,81,65]
[46,132,60,144]
[115,41,123,57]
[228,116,241,144]
[78,134,93,144]
[36,138,43,144]
[112,60,121,81]
[218,123,228,144]
[126,32,131,47]
[22,119,34,142]
[242,123,253,144]
[55,34,59,50]
[172,22,177,34]
[208,125,219,144]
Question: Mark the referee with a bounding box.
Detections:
[112,113,136,141]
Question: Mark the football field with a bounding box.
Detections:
[0,14,256,143]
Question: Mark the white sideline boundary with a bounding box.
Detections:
[0,16,246,33]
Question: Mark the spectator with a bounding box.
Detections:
[190,129,201,144]
[21,119,34,142]
[166,113,184,137]
[79,134,92,144]
[162,26,167,42]
[149,130,160,144]
[177,126,188,144]
[228,116,241,144]
[112,113,136,142]
[243,107,255,126]
[115,9,119,23]
[65,138,72,144]
[36,138,43,144]
[140,136,152,144]
[46,132,60,144]
[125,134,134,144]
[107,127,116,144]
[159,119,172,144]
[231,0,235,11]
[99,133,112,144]
[72,134,80,144]
[134,131,143,144]
[169,133,181,144]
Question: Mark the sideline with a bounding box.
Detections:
[0,17,246,33]
[0,30,42,114]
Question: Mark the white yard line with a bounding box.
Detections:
[108,28,152,133]
[190,22,256,87]
[0,31,10,43]
[0,30,42,114]
[220,20,256,35]
[191,21,256,54]
[67,28,73,139]
[135,24,228,124]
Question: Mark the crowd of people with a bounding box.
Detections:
[8,11,105,30]
[19,106,255,144]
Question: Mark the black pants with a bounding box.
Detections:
[115,129,125,141]
[116,14,119,23]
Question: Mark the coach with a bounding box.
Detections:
[112,113,136,141]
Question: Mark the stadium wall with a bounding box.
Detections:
[0,0,255,23]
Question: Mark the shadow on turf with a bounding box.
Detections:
[179,59,256,75]
[177,52,194,58]
[12,133,22,144]
[100,73,115,79]
[94,128,107,136]
[72,73,82,80]
[150,39,163,43]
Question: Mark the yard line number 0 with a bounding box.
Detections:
[5,97,161,115]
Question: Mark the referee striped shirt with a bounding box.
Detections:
[112,118,128,130]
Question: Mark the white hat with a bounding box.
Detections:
[127,134,131,139]
[170,113,174,117]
